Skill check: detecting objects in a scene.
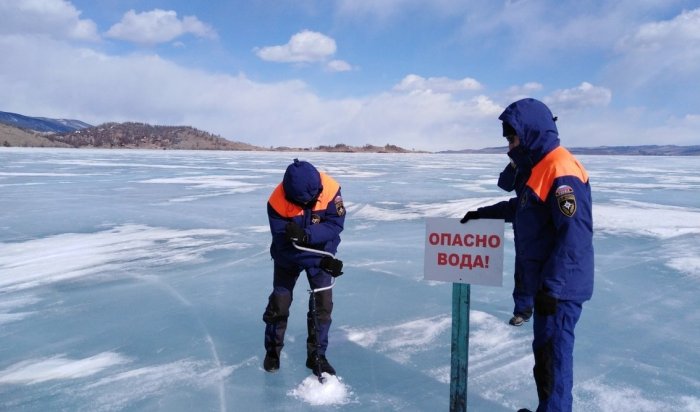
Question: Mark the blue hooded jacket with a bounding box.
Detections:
[498,98,594,302]
[267,160,345,269]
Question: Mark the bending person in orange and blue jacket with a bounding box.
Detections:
[468,98,594,412]
[262,159,345,377]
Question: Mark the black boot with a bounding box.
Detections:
[263,352,280,372]
[306,354,336,376]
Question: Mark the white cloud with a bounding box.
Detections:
[326,59,353,72]
[617,8,700,54]
[105,9,217,45]
[255,30,337,63]
[335,0,469,21]
[3,29,687,152]
[326,91,502,151]
[335,0,415,20]
[393,74,482,94]
[0,3,697,152]
[0,0,99,41]
[610,7,700,87]
[502,82,544,103]
[544,82,612,112]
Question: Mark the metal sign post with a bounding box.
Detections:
[450,283,470,412]
[423,217,505,412]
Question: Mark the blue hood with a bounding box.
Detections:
[282,159,322,206]
[498,98,560,165]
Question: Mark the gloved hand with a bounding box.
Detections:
[285,222,307,243]
[535,289,558,316]
[320,256,343,277]
[460,210,480,224]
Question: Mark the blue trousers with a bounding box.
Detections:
[513,269,534,318]
[263,262,333,358]
[532,300,583,412]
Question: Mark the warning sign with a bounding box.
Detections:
[423,217,505,286]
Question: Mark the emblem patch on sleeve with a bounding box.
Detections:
[555,185,576,217]
[334,195,346,216]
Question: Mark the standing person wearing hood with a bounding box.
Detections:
[461,160,534,326]
[262,159,346,377]
[469,98,594,411]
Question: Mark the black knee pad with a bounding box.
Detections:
[263,292,292,324]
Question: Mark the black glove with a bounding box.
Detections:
[535,289,558,316]
[460,210,480,224]
[320,256,343,277]
[285,222,307,243]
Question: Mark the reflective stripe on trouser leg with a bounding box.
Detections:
[306,267,333,357]
[532,300,582,412]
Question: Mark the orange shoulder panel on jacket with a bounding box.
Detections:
[268,183,303,218]
[315,173,340,211]
[267,173,340,217]
[527,146,589,201]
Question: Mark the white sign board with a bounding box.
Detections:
[424,217,505,286]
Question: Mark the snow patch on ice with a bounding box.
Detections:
[342,315,451,364]
[0,352,130,384]
[576,379,700,412]
[351,197,509,221]
[595,200,700,239]
[0,294,41,324]
[0,224,246,292]
[287,373,354,406]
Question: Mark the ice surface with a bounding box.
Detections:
[1,148,699,411]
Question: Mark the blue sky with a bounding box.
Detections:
[0,0,698,151]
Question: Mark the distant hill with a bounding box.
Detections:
[0,110,91,133]
[0,111,259,150]
[0,123,72,148]
[0,110,419,152]
[569,145,700,156]
[274,143,420,153]
[49,122,262,150]
[440,145,700,156]
[3,110,695,155]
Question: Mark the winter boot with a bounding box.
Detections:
[306,354,336,376]
[509,314,531,326]
[263,352,280,372]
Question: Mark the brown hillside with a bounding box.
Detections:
[49,122,263,150]
[0,124,71,148]
[2,120,423,153]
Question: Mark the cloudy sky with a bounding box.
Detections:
[1,0,698,151]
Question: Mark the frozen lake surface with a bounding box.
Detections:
[1,148,699,411]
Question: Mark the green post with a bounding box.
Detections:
[450,283,470,412]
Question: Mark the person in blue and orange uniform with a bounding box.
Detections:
[461,159,534,327]
[262,159,345,377]
[472,98,594,412]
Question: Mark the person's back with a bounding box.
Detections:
[499,99,593,302]
[500,98,593,412]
